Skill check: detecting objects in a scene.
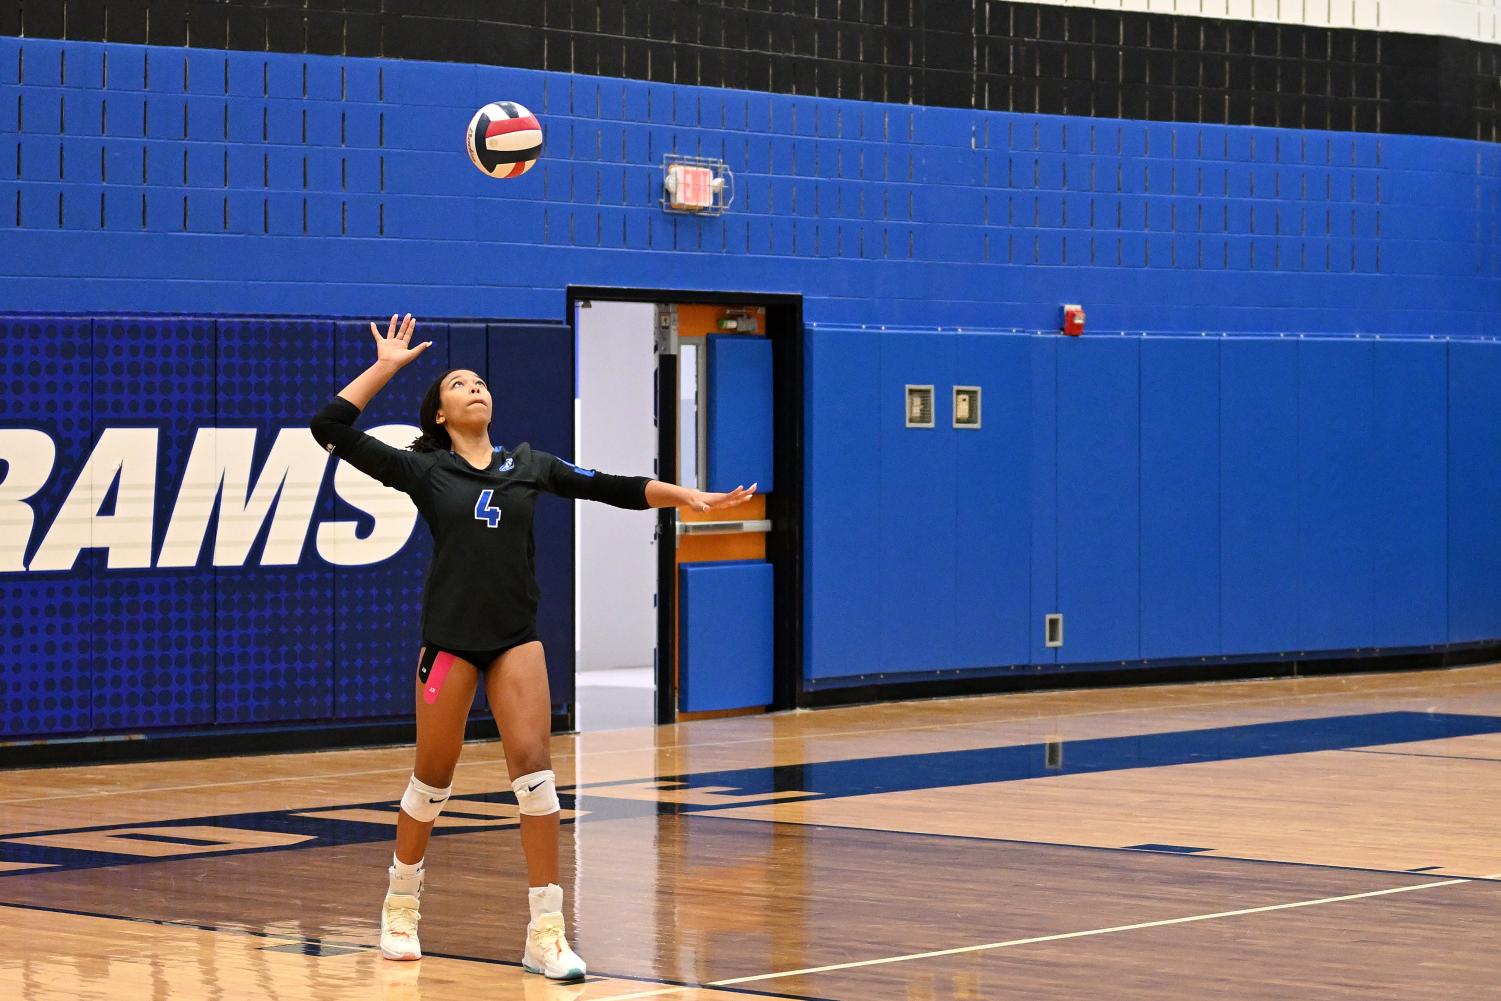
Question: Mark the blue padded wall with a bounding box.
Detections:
[879,330,957,673]
[1028,336,1059,667]
[214,318,335,724]
[1448,341,1501,644]
[705,335,774,494]
[951,332,1031,671]
[1139,337,1221,661]
[1297,338,1376,651]
[1371,340,1448,648]
[0,316,94,737]
[1219,338,1300,657]
[680,560,775,713]
[1056,335,1141,665]
[89,315,217,731]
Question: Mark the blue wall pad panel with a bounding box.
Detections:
[879,330,958,673]
[952,332,1032,670]
[1056,335,1141,665]
[0,316,94,738]
[1220,338,1300,657]
[1297,338,1376,651]
[213,318,335,724]
[679,560,775,713]
[803,326,883,681]
[1139,337,1221,661]
[1029,335,1059,666]
[89,316,217,731]
[1371,340,1448,648]
[1448,341,1501,644]
[486,322,577,711]
[328,318,449,721]
[706,335,775,495]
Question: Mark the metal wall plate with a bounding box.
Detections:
[954,385,981,428]
[905,385,935,428]
[1045,613,1064,648]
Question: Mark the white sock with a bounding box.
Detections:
[528,883,563,920]
[388,853,424,896]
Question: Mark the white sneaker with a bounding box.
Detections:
[522,912,587,981]
[380,891,422,961]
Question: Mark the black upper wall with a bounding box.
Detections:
[8,0,1499,142]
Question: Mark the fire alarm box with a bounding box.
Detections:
[1062,304,1085,336]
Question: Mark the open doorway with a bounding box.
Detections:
[569,289,803,730]
[573,300,658,731]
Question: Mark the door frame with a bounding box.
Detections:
[566,287,805,724]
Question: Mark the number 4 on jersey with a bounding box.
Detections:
[474,489,503,528]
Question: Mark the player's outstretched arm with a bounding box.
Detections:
[309,313,436,493]
[645,480,757,514]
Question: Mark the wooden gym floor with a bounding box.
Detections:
[3,663,1500,1000]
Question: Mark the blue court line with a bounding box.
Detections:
[109,832,230,847]
[2,711,1497,877]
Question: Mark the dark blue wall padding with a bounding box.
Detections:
[1140,337,1221,661]
[1056,336,1141,665]
[1220,338,1300,656]
[679,560,775,713]
[951,332,1031,670]
[879,330,958,672]
[706,335,775,495]
[803,326,884,681]
[1371,340,1448,648]
[89,316,217,731]
[329,318,449,722]
[487,321,577,709]
[1448,341,1501,644]
[1297,338,1376,651]
[1028,336,1059,666]
[214,318,336,724]
[0,316,94,738]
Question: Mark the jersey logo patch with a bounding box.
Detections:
[474,489,503,528]
[496,457,514,473]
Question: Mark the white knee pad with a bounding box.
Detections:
[511,769,560,816]
[400,775,452,823]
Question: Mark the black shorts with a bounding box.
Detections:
[417,634,540,683]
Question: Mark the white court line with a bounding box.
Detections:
[707,872,1501,988]
[3,667,1498,806]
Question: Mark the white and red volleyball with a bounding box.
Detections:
[465,102,543,179]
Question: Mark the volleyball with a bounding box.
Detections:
[465,101,543,179]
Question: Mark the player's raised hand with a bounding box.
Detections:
[370,313,431,368]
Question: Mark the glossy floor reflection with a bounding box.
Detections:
[4,663,1501,1000]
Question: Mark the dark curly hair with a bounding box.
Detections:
[409,369,458,453]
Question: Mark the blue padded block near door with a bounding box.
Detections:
[679,560,775,712]
[1140,337,1221,660]
[1220,338,1299,656]
[1029,335,1059,665]
[706,335,774,494]
[803,326,883,681]
[1371,340,1447,648]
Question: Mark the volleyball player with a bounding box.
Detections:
[310,314,756,979]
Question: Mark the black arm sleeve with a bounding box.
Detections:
[532,449,652,510]
[310,396,433,494]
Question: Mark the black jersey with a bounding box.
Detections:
[311,396,651,650]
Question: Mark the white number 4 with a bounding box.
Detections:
[474,489,503,528]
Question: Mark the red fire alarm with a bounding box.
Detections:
[1062,304,1086,336]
